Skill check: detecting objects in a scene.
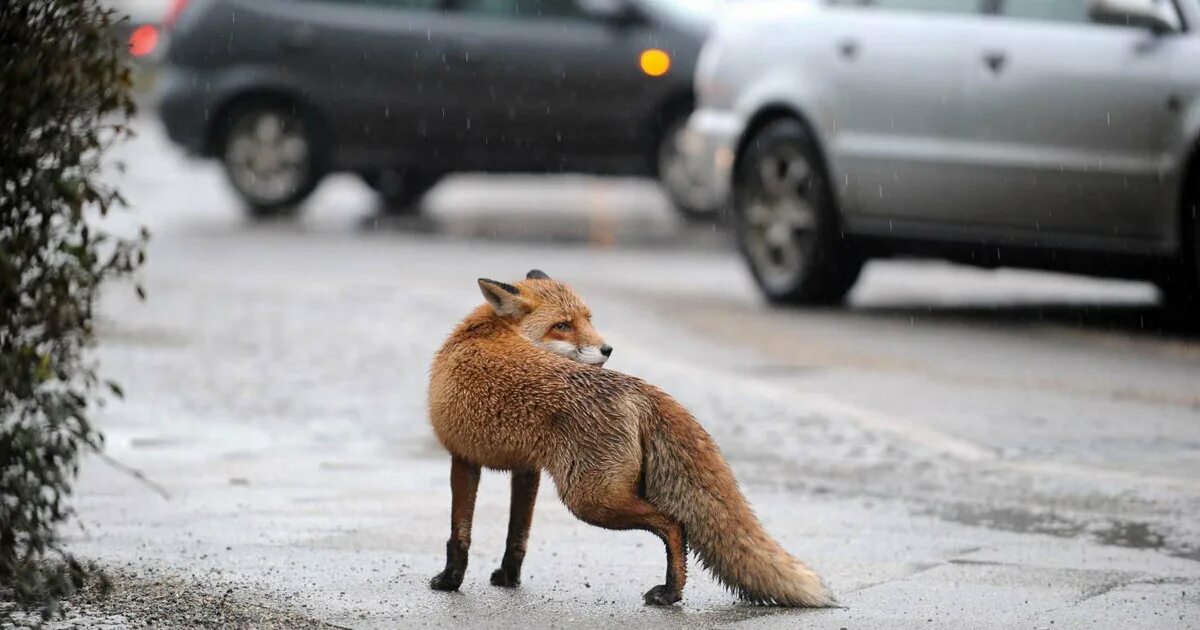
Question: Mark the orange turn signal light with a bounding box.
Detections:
[639,49,670,77]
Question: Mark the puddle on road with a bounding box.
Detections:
[930,503,1200,562]
[1095,520,1183,557]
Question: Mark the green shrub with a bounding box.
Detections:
[1,0,145,615]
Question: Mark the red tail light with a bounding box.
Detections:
[129,24,160,57]
[164,0,191,29]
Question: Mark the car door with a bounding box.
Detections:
[958,0,1191,244]
[823,0,985,223]
[278,0,458,168]
[437,0,650,170]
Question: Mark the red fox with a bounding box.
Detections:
[427,270,834,607]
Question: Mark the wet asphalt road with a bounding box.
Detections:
[61,119,1200,628]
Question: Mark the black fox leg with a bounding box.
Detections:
[491,469,540,587]
[431,456,480,591]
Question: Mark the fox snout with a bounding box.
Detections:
[576,343,613,366]
[545,341,612,366]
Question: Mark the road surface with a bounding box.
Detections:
[44,119,1200,628]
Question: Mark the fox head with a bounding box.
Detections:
[477,270,612,366]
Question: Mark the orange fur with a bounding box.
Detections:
[427,272,834,607]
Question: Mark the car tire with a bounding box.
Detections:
[733,118,862,305]
[657,115,718,222]
[1159,172,1200,319]
[218,101,324,218]
[360,169,442,215]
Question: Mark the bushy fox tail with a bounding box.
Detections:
[641,397,835,607]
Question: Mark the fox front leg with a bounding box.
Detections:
[491,469,540,587]
[430,456,480,591]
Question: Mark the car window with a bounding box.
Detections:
[854,0,983,15]
[312,0,441,9]
[1001,0,1088,21]
[454,0,587,18]
[1000,0,1183,27]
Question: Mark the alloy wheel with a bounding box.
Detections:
[223,110,311,207]
[740,144,820,294]
[658,120,715,219]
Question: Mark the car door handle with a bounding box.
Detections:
[982,51,1007,74]
[837,39,859,60]
[282,25,315,52]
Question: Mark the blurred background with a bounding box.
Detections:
[63,0,1200,626]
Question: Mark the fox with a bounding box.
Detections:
[426,269,834,607]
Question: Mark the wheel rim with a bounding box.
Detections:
[739,144,819,293]
[658,121,711,213]
[224,110,310,205]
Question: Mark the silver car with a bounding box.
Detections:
[687,0,1200,310]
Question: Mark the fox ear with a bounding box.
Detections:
[478,278,528,318]
[526,269,550,280]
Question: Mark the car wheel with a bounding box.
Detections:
[733,118,861,305]
[1160,176,1200,318]
[360,169,442,215]
[657,116,717,222]
[219,102,323,218]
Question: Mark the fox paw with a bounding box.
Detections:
[429,570,463,592]
[490,567,521,588]
[643,584,682,606]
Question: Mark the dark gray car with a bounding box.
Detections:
[157,0,716,217]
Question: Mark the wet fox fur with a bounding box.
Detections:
[427,270,834,607]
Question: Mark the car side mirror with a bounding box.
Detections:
[579,0,643,27]
[1088,0,1179,34]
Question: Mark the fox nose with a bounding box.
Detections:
[600,344,613,358]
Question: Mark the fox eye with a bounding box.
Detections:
[552,321,572,333]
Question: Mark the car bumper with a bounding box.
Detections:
[155,67,212,156]
[682,108,743,209]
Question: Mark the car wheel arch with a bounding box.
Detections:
[733,105,839,217]
[1173,95,1200,254]
[647,90,696,176]
[1181,136,1200,265]
[1158,136,1200,311]
[205,90,328,160]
